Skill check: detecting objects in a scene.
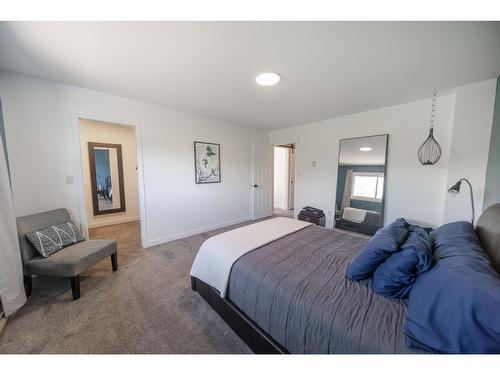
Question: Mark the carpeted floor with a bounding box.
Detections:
[0,219,266,354]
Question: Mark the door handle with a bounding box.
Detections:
[253,184,258,188]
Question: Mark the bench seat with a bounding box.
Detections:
[25,239,117,277]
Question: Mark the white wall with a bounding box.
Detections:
[270,79,497,228]
[0,71,267,246]
[443,79,497,223]
[1,70,495,242]
[273,147,289,210]
[271,93,456,228]
[79,119,140,228]
[483,77,500,211]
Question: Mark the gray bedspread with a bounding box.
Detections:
[227,225,412,353]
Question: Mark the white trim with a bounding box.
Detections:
[88,216,140,229]
[287,147,295,210]
[271,137,299,220]
[72,113,148,247]
[352,172,385,177]
[145,216,252,248]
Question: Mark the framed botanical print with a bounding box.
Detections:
[194,141,221,184]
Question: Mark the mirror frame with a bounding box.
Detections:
[335,133,389,233]
[88,142,126,216]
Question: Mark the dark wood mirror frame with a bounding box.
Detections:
[88,142,126,216]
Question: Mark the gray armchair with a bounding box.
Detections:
[16,208,118,300]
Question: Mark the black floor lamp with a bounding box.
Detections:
[448,178,475,225]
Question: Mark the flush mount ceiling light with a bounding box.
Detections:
[360,147,372,152]
[256,72,280,86]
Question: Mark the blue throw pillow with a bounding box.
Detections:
[432,221,488,261]
[346,218,410,281]
[372,226,434,299]
[404,221,500,353]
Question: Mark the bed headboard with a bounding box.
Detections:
[476,203,500,273]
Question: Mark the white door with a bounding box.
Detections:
[252,143,274,220]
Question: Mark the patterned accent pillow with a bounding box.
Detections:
[26,222,84,258]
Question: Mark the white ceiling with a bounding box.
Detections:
[339,135,388,166]
[0,22,499,130]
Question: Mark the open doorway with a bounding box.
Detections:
[273,144,295,218]
[78,119,142,247]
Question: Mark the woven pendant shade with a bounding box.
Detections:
[418,128,442,165]
[418,88,442,166]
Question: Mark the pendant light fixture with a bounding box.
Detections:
[418,88,442,165]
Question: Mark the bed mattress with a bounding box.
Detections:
[227,225,412,354]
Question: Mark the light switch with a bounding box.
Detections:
[66,175,74,184]
[312,161,317,167]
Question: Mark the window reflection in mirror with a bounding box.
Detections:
[351,172,384,202]
[335,134,388,236]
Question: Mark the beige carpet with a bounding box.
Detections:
[0,220,257,354]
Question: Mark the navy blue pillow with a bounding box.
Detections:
[404,221,500,353]
[432,221,488,261]
[346,218,409,281]
[372,226,434,298]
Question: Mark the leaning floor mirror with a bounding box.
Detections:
[88,142,126,215]
[335,134,388,236]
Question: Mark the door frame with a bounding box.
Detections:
[272,139,299,218]
[287,145,296,210]
[72,113,148,248]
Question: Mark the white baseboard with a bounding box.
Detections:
[145,216,253,247]
[88,216,140,229]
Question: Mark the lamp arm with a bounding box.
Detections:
[460,178,475,225]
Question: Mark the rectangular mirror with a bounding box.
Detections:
[88,142,126,215]
[335,134,388,235]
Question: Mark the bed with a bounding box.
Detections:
[190,205,500,354]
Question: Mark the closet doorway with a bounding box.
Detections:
[78,118,142,247]
[273,144,295,218]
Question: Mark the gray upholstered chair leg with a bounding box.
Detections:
[111,253,118,271]
[70,275,80,300]
[24,275,32,297]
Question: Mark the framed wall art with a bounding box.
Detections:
[194,141,221,184]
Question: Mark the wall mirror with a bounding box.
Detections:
[335,134,388,235]
[88,142,126,215]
